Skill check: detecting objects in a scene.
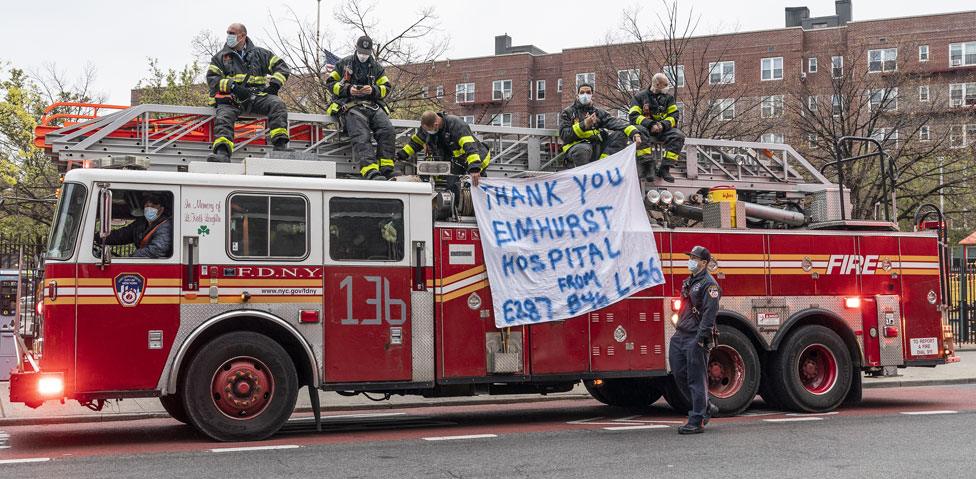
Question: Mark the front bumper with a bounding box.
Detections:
[9,370,65,408]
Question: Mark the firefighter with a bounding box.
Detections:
[325,36,396,180]
[99,193,172,259]
[205,23,291,163]
[670,245,721,435]
[559,83,643,167]
[396,110,490,189]
[628,72,685,182]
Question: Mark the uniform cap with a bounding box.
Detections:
[356,36,373,55]
[686,245,712,263]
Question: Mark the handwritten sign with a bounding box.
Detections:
[472,144,664,327]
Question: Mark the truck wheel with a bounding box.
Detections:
[583,378,662,408]
[707,326,760,415]
[770,325,852,413]
[159,394,189,424]
[182,331,299,441]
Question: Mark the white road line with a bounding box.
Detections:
[763,417,824,423]
[603,425,670,431]
[290,412,407,421]
[785,411,839,417]
[0,458,51,465]
[210,445,301,453]
[900,410,958,415]
[422,434,497,441]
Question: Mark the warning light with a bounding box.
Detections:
[592,379,604,386]
[671,298,682,311]
[671,313,679,325]
[844,297,861,309]
[36,300,43,316]
[37,375,64,397]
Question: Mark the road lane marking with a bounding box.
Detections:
[422,434,497,441]
[0,458,51,465]
[210,445,301,453]
[290,412,408,421]
[763,417,824,423]
[603,425,670,431]
[785,412,839,417]
[900,410,958,415]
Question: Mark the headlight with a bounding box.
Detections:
[646,190,661,204]
[660,190,674,205]
[673,191,686,205]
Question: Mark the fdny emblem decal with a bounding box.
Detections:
[114,273,146,307]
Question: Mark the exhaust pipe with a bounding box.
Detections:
[740,201,806,226]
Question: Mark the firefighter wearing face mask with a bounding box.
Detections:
[325,36,396,180]
[559,83,643,167]
[629,72,685,182]
[206,22,291,163]
[396,111,490,189]
[670,245,722,435]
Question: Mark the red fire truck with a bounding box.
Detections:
[9,103,957,441]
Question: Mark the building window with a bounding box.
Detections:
[536,80,546,100]
[869,128,898,148]
[461,116,474,124]
[808,133,818,148]
[949,42,976,67]
[617,69,641,92]
[455,83,475,103]
[557,78,563,93]
[420,86,428,98]
[808,57,818,73]
[919,45,929,62]
[868,88,897,111]
[435,85,444,98]
[712,98,735,120]
[832,95,843,117]
[831,56,844,78]
[761,95,784,118]
[949,83,976,107]
[229,194,308,259]
[919,125,931,142]
[868,48,898,72]
[806,95,818,114]
[575,73,595,91]
[527,81,533,100]
[535,113,546,128]
[489,113,513,127]
[664,65,685,87]
[708,61,735,85]
[492,79,512,101]
[760,133,784,144]
[949,125,964,148]
[919,85,930,102]
[761,57,784,81]
[329,197,404,262]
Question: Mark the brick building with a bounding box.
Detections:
[408,1,976,149]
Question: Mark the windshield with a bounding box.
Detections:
[46,183,87,260]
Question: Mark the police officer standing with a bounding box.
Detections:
[670,245,721,434]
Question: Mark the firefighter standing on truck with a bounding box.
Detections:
[397,110,490,187]
[206,23,291,163]
[325,36,396,180]
[629,72,685,182]
[671,245,721,435]
[559,83,643,167]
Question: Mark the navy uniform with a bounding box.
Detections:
[669,245,722,434]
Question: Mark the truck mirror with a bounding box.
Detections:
[98,187,113,266]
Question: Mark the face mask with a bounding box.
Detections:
[577,93,592,105]
[144,207,159,222]
[687,259,700,272]
[226,34,240,49]
[424,128,438,135]
[357,53,370,63]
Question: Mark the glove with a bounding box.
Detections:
[395,149,409,162]
[231,82,252,100]
[379,166,394,178]
[696,330,712,349]
[265,82,281,96]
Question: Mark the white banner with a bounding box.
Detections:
[472,143,665,328]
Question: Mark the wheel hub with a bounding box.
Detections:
[797,344,838,395]
[211,356,275,419]
[707,345,745,399]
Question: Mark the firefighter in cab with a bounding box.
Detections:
[558,83,643,167]
[325,36,396,181]
[99,193,172,259]
[671,245,721,434]
[629,72,686,182]
[206,22,291,163]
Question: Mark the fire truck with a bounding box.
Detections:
[9,102,957,441]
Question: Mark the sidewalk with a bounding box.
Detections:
[1,349,973,426]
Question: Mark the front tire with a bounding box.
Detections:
[159,394,189,424]
[182,331,299,441]
[584,378,663,408]
[769,325,852,413]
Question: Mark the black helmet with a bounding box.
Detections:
[355,36,373,55]
[686,245,712,263]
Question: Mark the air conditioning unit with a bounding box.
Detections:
[951,99,963,107]
[951,59,962,66]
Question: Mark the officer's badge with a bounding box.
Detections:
[114,273,146,307]
[708,285,720,298]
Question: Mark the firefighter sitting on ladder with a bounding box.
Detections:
[629,72,685,182]
[206,23,291,163]
[396,111,490,188]
[325,36,396,180]
[559,83,643,168]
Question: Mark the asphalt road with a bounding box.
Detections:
[1,384,974,478]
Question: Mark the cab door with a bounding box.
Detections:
[74,184,182,393]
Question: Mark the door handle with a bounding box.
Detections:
[47,280,58,301]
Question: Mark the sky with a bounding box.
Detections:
[3,1,974,104]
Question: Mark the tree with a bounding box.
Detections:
[133,58,209,106]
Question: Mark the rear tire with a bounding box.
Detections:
[182,331,299,441]
[769,325,852,413]
[660,375,691,413]
[159,394,189,424]
[707,326,761,416]
[583,378,663,408]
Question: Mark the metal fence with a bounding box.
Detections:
[947,264,976,344]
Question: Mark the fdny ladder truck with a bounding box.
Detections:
[9,102,957,441]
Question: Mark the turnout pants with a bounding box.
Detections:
[343,105,395,177]
[564,130,629,167]
[636,126,686,166]
[213,94,289,153]
[668,332,709,424]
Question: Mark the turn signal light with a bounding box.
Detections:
[592,379,604,386]
[671,298,682,311]
[844,297,861,309]
[37,375,64,397]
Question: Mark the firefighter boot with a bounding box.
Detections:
[207,144,231,163]
[678,418,705,435]
[704,402,719,426]
[657,163,675,183]
[638,155,656,180]
[365,169,389,181]
[272,137,291,152]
